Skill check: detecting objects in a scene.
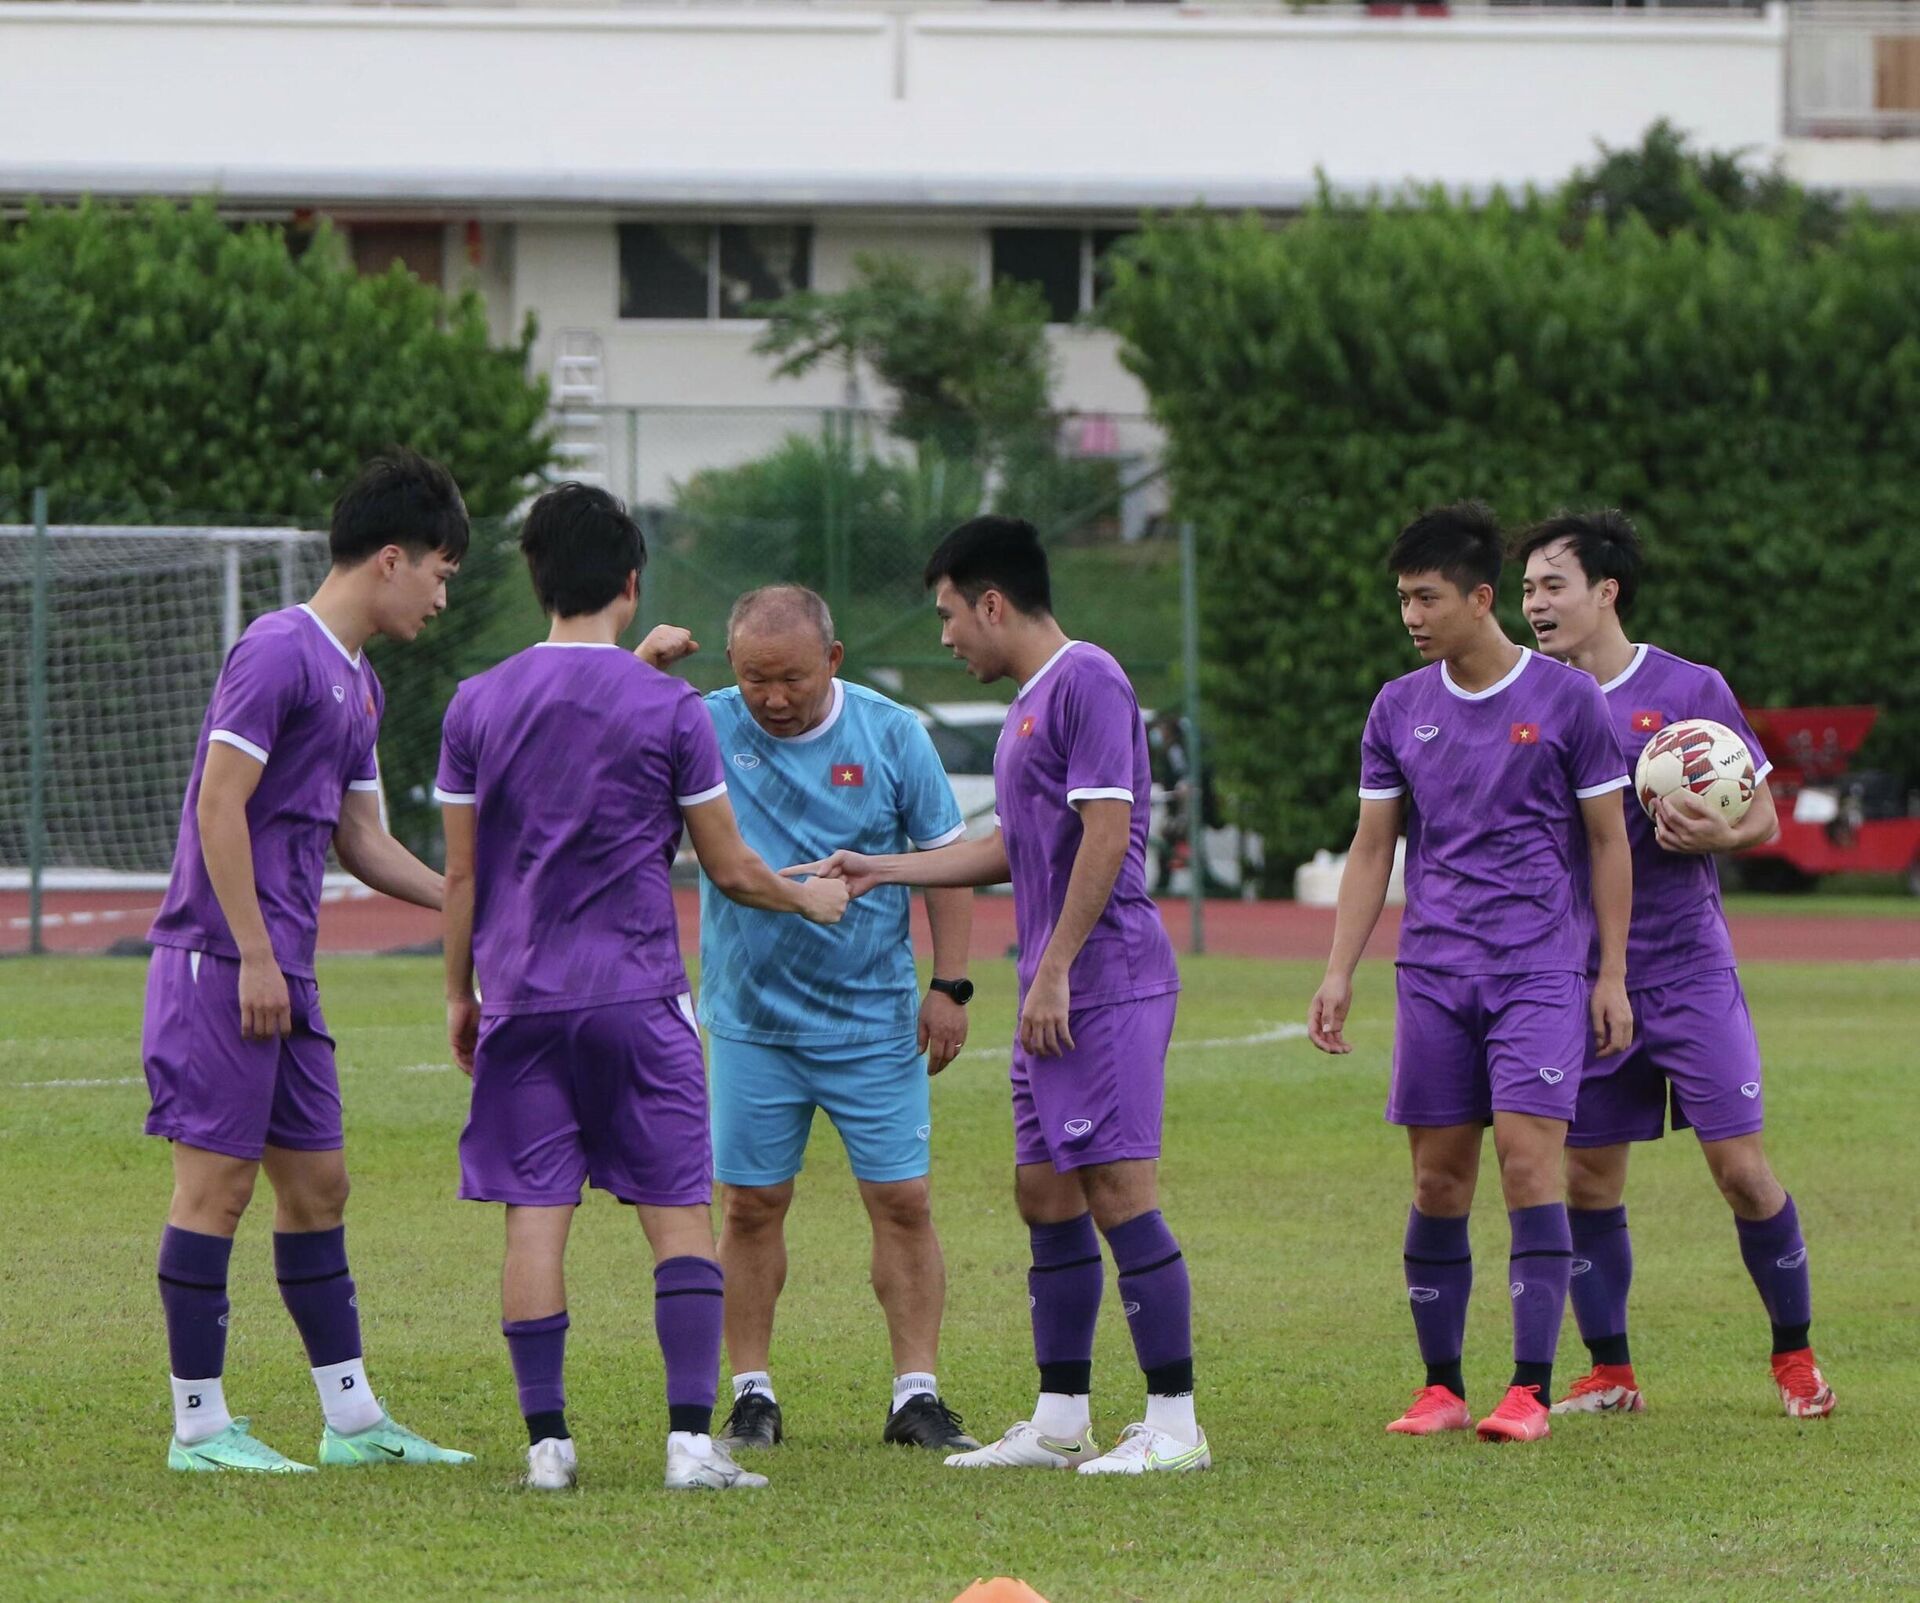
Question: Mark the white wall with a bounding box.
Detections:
[0,4,1792,208]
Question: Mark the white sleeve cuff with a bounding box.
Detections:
[1067,787,1134,805]
[677,781,728,808]
[913,823,967,851]
[1357,785,1404,801]
[209,729,269,765]
[347,778,381,793]
[1575,774,1632,800]
[433,787,476,805]
[1754,760,1773,783]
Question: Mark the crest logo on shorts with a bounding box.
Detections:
[733,752,761,771]
[1122,1301,1142,1317]
[1741,1081,1761,1099]
[332,684,345,703]
[1571,1258,1593,1277]
[1510,1282,1526,1300]
[915,1124,931,1141]
[1063,1118,1093,1137]
[1777,1248,1807,1270]
[1408,1287,1440,1304]
[1414,725,1440,743]
[1538,1067,1565,1085]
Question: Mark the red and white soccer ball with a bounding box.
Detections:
[1634,718,1757,825]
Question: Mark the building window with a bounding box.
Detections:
[990,227,1138,324]
[619,223,811,320]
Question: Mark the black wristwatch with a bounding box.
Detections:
[929,977,974,1006]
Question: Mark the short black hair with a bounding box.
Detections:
[1510,509,1643,621]
[923,515,1053,617]
[1387,501,1503,597]
[329,449,470,567]
[520,482,646,618]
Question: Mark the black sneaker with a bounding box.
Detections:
[718,1385,783,1451]
[883,1394,980,1451]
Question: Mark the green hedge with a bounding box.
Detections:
[1103,195,1920,883]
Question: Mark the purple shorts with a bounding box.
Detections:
[142,946,342,1160]
[1388,967,1586,1127]
[460,994,712,1208]
[1568,968,1764,1148]
[1011,991,1177,1173]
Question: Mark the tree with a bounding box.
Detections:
[0,199,552,854]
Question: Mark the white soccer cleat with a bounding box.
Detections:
[523,1436,577,1491]
[942,1420,1096,1470]
[1076,1422,1212,1476]
[665,1432,768,1490]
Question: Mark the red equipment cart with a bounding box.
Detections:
[1734,706,1920,895]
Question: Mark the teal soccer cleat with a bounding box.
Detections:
[169,1419,316,1474]
[318,1408,475,1467]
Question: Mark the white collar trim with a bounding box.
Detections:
[1018,639,1079,699]
[299,603,362,667]
[768,678,846,744]
[1441,646,1531,702]
[1598,642,1649,694]
[535,640,621,650]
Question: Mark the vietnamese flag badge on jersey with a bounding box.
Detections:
[1510,723,1540,745]
[1632,710,1664,734]
[831,764,865,787]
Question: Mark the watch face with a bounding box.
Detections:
[937,978,974,1005]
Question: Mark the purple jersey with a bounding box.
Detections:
[148,605,383,979]
[1359,648,1628,976]
[435,643,726,1017]
[992,641,1179,1008]
[1597,643,1771,988]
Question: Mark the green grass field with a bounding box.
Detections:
[3,955,1916,1602]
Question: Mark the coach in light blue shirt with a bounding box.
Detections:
[658,584,981,1457]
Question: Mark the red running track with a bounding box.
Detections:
[5,886,1916,965]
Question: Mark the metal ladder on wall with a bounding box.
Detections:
[549,330,610,488]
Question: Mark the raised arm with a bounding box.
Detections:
[783,829,1012,898]
[334,788,444,911]
[1307,796,1403,1055]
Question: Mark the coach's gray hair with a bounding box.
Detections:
[727,584,836,649]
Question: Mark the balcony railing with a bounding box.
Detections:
[1789,0,1920,136]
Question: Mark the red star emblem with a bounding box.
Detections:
[1510,723,1540,745]
[1632,710,1663,733]
[1017,716,1036,739]
[364,692,376,717]
[831,764,865,787]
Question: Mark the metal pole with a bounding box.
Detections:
[220,541,242,655]
[1179,520,1206,958]
[27,488,51,956]
[627,406,640,509]
[278,539,298,610]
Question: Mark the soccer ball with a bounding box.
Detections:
[1634,718,1756,825]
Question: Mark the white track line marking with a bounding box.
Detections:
[957,1021,1308,1063]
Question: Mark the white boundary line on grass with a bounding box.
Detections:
[14,1023,1311,1091]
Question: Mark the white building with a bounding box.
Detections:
[4,0,1918,498]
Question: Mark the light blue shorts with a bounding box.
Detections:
[709,1032,932,1187]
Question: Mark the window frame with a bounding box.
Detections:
[617,220,813,325]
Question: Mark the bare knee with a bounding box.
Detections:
[1565,1147,1629,1212]
[864,1179,932,1237]
[1705,1143,1784,1220]
[171,1163,257,1234]
[1014,1166,1086,1229]
[723,1184,792,1239]
[277,1170,350,1232]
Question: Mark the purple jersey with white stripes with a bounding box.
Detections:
[435,643,726,1016]
[992,641,1179,1008]
[1597,643,1771,988]
[1359,649,1628,976]
[148,605,383,979]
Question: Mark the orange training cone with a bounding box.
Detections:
[950,1582,1052,1603]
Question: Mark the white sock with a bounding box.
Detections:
[312,1357,383,1434]
[171,1375,233,1444]
[1144,1391,1199,1446]
[1030,1390,1090,1439]
[731,1370,775,1403]
[668,1430,713,1455]
[892,1372,938,1413]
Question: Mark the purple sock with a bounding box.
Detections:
[1568,1206,1633,1366]
[1029,1214,1103,1395]
[1403,1209,1472,1397]
[1103,1210,1193,1396]
[655,1256,724,1434]
[1736,1195,1813,1349]
[504,1311,569,1438]
[273,1227,363,1367]
[1509,1203,1574,1392]
[158,1226,232,1380]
